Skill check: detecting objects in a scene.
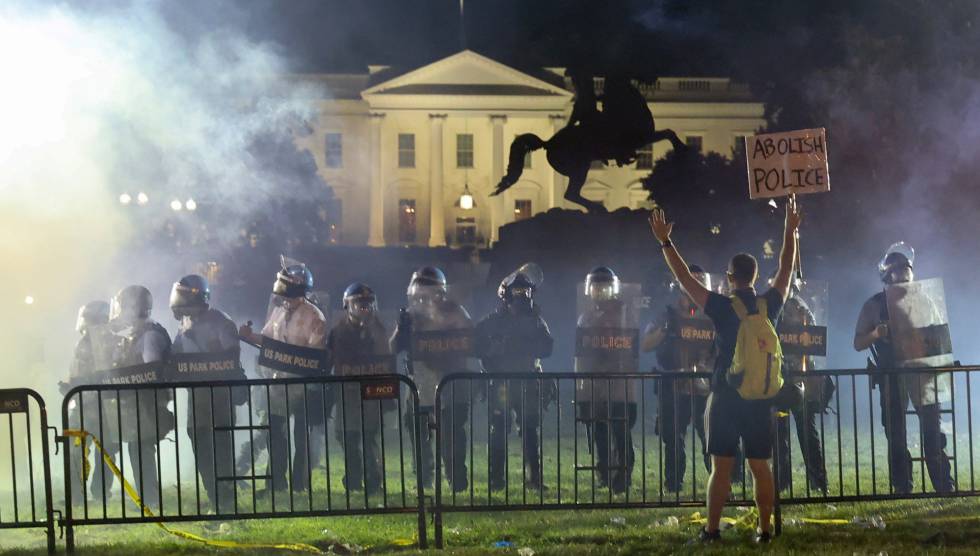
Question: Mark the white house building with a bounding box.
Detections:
[292,50,765,248]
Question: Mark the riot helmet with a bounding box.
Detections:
[273,256,314,298]
[76,300,109,333]
[170,274,210,319]
[585,266,621,301]
[878,242,914,284]
[407,266,448,304]
[767,268,804,296]
[110,285,153,323]
[343,282,378,325]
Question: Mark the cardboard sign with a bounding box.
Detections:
[172,349,245,382]
[336,354,397,377]
[411,329,473,361]
[575,327,640,359]
[258,336,327,377]
[361,378,400,400]
[778,324,828,356]
[677,318,716,348]
[746,128,830,199]
[0,391,29,414]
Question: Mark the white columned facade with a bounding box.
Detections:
[489,114,507,243]
[548,114,566,209]
[428,114,447,247]
[367,112,386,247]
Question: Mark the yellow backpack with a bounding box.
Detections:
[728,296,783,400]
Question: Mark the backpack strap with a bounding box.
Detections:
[731,296,749,321]
[730,294,764,320]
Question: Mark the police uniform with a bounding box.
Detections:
[474,304,554,490]
[326,314,391,493]
[172,308,240,510]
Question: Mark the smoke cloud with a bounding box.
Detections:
[0,1,328,392]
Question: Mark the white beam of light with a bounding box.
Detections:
[0,11,120,167]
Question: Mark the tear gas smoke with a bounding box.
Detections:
[0,2,327,392]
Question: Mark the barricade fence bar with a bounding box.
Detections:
[6,367,980,552]
[59,375,427,551]
[0,389,56,554]
[432,366,980,547]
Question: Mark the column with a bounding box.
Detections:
[367,113,385,247]
[548,114,567,209]
[428,114,447,247]
[489,114,507,243]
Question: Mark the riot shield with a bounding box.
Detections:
[671,309,714,396]
[886,277,952,407]
[575,283,641,403]
[404,284,475,407]
[261,293,328,349]
[778,280,832,407]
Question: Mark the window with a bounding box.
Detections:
[685,135,703,153]
[456,134,474,168]
[733,132,752,154]
[523,150,532,169]
[455,216,476,245]
[398,199,416,243]
[514,199,532,221]
[324,133,342,168]
[635,144,653,169]
[398,134,415,168]
[590,159,605,170]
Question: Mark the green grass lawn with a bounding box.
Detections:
[4,497,980,554]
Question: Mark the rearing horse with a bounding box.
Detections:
[492,77,686,213]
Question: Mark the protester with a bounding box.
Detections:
[649,197,800,544]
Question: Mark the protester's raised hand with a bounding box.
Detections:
[785,195,802,232]
[649,208,673,244]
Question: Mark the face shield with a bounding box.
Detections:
[878,242,915,284]
[586,278,620,302]
[346,295,378,325]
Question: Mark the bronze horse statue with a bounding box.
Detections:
[492,74,686,212]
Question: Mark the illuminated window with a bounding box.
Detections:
[523,149,532,169]
[635,144,653,169]
[457,134,474,168]
[398,134,415,168]
[685,135,703,153]
[398,199,416,243]
[325,133,342,168]
[514,199,532,221]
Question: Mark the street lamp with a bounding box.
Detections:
[185,198,197,211]
[119,193,132,205]
[136,192,149,205]
[170,199,183,211]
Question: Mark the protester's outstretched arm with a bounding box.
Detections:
[649,208,710,309]
[772,196,803,301]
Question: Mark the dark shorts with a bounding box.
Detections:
[705,387,774,459]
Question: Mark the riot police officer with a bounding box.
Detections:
[474,265,554,491]
[326,283,392,495]
[642,264,712,493]
[64,301,117,504]
[772,274,829,494]
[575,267,639,494]
[107,285,173,510]
[240,258,328,494]
[170,274,242,511]
[390,266,474,492]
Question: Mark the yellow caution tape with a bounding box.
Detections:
[64,429,326,554]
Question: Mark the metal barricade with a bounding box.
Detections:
[431,372,756,547]
[60,375,427,551]
[432,367,980,547]
[0,389,56,554]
